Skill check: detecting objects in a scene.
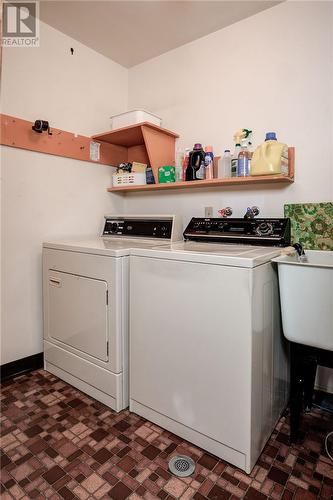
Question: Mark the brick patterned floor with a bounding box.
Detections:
[1,370,333,499]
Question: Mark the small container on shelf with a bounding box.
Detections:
[146,166,155,184]
[131,161,147,173]
[219,150,232,178]
[158,166,176,183]
[112,172,146,187]
[110,109,162,130]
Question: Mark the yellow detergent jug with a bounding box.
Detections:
[250,132,289,176]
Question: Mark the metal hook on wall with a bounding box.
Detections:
[32,120,52,135]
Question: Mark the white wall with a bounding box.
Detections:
[1,1,333,396]
[1,21,128,135]
[126,1,333,221]
[0,21,127,364]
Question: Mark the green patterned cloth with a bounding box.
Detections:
[284,202,333,250]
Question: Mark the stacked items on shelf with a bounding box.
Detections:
[90,118,294,193]
[218,129,290,179]
[175,144,216,183]
[180,129,290,183]
[91,121,179,187]
[112,161,152,187]
[113,127,292,187]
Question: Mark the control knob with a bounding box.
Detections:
[256,222,273,236]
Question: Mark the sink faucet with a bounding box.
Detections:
[244,206,259,219]
[293,243,308,262]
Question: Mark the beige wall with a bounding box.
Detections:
[127,1,333,221]
[0,21,127,364]
[1,20,128,135]
[126,1,333,392]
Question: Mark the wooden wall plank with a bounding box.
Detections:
[0,114,127,166]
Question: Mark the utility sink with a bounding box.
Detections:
[272,250,333,351]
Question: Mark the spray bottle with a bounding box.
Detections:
[232,129,252,177]
[237,139,251,176]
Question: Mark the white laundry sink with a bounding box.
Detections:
[272,250,333,351]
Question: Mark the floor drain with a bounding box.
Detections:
[168,455,196,477]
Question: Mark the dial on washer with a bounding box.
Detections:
[256,222,273,236]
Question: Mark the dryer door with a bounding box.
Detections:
[47,270,108,362]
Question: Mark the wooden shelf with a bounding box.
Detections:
[108,147,295,193]
[92,122,179,181]
[0,114,127,166]
[107,173,294,193]
[92,122,179,147]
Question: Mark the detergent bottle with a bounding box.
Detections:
[251,132,289,176]
[186,143,205,181]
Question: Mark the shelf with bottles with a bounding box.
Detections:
[107,147,295,193]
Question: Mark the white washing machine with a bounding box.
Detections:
[43,215,182,412]
[129,217,290,473]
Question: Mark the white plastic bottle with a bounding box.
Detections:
[219,150,231,178]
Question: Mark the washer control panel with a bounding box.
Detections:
[103,217,173,239]
[184,218,290,246]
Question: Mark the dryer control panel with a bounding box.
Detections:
[103,217,173,239]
